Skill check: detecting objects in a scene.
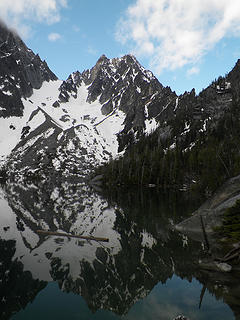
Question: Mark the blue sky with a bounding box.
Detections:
[1,0,240,95]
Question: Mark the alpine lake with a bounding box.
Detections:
[0,179,239,320]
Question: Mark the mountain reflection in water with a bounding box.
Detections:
[0,180,237,319]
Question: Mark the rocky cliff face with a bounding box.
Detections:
[54,53,177,152]
[0,22,57,118]
[156,74,234,153]
[176,174,240,240]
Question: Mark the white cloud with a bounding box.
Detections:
[116,0,240,74]
[48,32,61,41]
[0,0,67,38]
[187,66,200,76]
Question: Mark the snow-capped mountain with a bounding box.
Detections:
[0,23,178,180]
[0,21,239,184]
[1,22,240,317]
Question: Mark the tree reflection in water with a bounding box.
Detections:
[0,181,238,319]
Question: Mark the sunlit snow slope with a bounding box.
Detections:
[3,53,177,179]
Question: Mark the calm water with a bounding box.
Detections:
[0,180,238,320]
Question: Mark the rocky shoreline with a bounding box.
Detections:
[176,174,240,273]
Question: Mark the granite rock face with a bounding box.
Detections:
[0,22,57,118]
[175,174,240,239]
[54,54,177,151]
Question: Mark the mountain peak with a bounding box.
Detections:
[0,22,57,118]
[122,53,137,62]
[96,54,109,64]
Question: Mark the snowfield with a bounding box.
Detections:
[0,79,127,165]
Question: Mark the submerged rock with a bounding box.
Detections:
[198,260,232,272]
[215,262,232,272]
[173,316,190,320]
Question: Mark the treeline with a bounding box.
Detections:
[96,101,240,196]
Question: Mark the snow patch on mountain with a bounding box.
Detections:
[145,118,159,134]
[0,107,34,160]
[8,78,126,163]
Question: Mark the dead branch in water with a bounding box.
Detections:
[200,215,210,252]
[36,230,109,242]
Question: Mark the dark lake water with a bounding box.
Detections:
[0,180,238,319]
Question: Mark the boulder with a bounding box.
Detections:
[175,174,240,241]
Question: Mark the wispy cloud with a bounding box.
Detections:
[87,46,98,56]
[73,25,80,33]
[0,0,67,38]
[187,66,200,76]
[116,0,240,74]
[48,32,61,41]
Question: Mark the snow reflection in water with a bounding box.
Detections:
[0,182,236,320]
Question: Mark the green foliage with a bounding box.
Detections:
[215,199,240,243]
[96,99,240,196]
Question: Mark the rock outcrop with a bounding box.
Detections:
[176,174,240,240]
[0,21,57,118]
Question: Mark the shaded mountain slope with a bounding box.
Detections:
[0,22,57,118]
[97,60,240,195]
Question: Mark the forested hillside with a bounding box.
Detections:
[96,73,240,196]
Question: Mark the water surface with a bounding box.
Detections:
[0,181,237,319]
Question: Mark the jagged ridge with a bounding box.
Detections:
[0,22,57,118]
